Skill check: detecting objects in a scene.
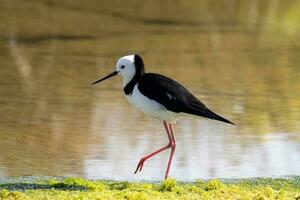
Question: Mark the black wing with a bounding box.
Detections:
[138,73,234,125]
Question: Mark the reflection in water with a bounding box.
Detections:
[0,0,299,181]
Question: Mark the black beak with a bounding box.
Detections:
[91,71,118,85]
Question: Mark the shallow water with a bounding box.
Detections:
[0,0,300,181]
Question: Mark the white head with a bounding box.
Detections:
[91,55,145,89]
[116,55,136,86]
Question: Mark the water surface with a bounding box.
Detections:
[0,0,300,181]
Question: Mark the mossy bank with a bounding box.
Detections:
[0,176,299,200]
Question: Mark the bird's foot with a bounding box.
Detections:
[133,142,173,175]
[134,157,146,174]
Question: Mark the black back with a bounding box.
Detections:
[123,55,145,95]
[138,73,234,125]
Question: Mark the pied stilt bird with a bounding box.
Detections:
[92,55,235,179]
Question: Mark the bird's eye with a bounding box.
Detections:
[120,65,125,69]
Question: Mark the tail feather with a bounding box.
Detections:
[183,93,235,125]
[186,106,235,125]
[202,110,235,125]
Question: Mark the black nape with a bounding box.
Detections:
[123,55,146,95]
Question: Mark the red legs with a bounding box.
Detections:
[134,121,171,174]
[134,121,176,179]
[165,123,176,179]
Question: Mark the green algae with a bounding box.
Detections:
[0,177,299,200]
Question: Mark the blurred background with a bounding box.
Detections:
[0,0,299,181]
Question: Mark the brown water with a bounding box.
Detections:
[0,0,300,181]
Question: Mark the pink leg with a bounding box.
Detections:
[134,121,173,174]
[164,123,176,179]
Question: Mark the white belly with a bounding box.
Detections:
[125,85,181,122]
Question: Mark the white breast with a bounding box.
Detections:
[125,84,181,122]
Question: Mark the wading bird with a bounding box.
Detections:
[92,55,234,179]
